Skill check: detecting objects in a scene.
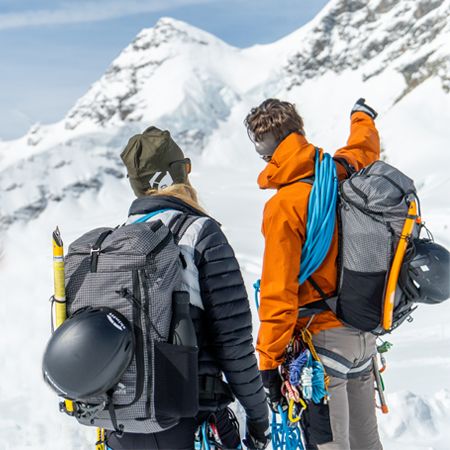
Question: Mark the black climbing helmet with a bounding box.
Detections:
[42,307,134,400]
[400,239,450,305]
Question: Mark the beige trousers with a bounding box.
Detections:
[312,326,383,450]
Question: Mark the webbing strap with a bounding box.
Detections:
[90,229,113,273]
[107,391,123,437]
[333,157,356,178]
[169,213,197,244]
[307,276,328,300]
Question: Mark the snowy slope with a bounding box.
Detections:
[0,0,449,448]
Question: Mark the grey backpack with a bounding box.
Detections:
[300,160,420,334]
[337,160,418,333]
[62,214,198,434]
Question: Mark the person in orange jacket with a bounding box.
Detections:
[244,98,383,450]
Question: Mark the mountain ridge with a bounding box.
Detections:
[0,0,449,232]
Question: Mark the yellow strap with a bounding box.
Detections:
[95,428,105,450]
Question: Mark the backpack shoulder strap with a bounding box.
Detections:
[333,157,356,178]
[167,213,199,244]
[280,176,315,189]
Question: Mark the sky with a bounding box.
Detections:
[0,0,329,141]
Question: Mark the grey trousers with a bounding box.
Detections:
[311,326,383,450]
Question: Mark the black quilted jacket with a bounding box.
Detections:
[129,195,268,422]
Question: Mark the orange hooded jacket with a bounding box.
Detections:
[256,112,380,370]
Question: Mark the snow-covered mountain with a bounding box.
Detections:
[0,0,449,448]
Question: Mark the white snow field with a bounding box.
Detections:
[0,0,449,448]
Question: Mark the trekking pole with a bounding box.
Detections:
[372,356,388,414]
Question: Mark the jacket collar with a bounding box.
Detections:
[128,195,208,218]
[257,132,319,190]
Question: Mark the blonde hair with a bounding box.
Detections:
[244,98,305,142]
[145,182,207,214]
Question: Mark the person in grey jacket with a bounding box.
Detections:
[107,126,269,450]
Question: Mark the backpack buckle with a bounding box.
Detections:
[90,246,101,272]
[90,246,100,255]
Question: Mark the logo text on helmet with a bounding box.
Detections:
[107,313,127,331]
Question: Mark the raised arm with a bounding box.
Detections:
[334,99,380,178]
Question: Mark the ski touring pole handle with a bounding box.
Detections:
[52,227,67,328]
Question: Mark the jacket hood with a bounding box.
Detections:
[257,133,320,189]
[128,195,209,218]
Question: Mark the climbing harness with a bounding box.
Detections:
[254,287,329,450]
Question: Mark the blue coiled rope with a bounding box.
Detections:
[288,350,309,387]
[289,350,326,404]
[254,280,304,450]
[271,407,304,450]
[299,150,338,284]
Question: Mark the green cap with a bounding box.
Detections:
[120,126,188,197]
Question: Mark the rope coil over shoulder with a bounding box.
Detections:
[299,149,338,285]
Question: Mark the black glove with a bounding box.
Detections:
[243,418,271,450]
[261,369,288,414]
[351,98,378,119]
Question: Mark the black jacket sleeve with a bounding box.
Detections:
[195,219,268,422]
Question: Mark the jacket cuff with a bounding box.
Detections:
[260,368,280,388]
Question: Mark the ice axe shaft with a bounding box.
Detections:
[52,226,67,328]
[52,227,74,415]
[372,356,389,414]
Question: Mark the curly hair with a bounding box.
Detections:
[244,98,305,142]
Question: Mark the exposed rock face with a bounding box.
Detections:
[285,0,450,98]
[63,18,238,152]
[1,1,449,231]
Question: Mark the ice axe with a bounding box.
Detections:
[52,227,67,328]
[372,356,388,414]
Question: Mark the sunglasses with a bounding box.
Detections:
[169,158,192,174]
